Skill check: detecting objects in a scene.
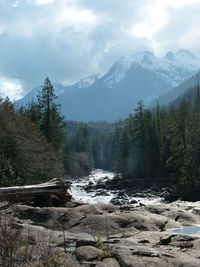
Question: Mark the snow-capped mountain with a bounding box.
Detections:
[15,74,102,107]
[103,50,199,89]
[75,73,102,89]
[16,50,200,121]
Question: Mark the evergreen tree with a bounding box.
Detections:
[37,77,66,152]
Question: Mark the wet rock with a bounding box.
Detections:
[131,199,138,204]
[110,198,125,206]
[84,185,94,191]
[116,191,126,197]
[96,181,107,190]
[95,190,110,197]
[76,245,103,261]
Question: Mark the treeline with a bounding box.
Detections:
[23,77,96,180]
[0,77,118,186]
[114,89,200,199]
[65,120,120,177]
[0,97,63,186]
[2,75,200,201]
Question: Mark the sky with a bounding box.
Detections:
[0,0,200,100]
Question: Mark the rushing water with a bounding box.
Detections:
[70,170,115,204]
[70,169,164,205]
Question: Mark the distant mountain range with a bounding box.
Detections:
[16,50,200,121]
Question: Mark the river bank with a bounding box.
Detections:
[3,199,200,266]
[1,170,200,266]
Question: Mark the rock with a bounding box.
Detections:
[3,195,200,267]
[84,185,94,191]
[96,181,107,190]
[95,258,120,267]
[117,191,125,197]
[95,190,110,197]
[131,199,138,204]
[76,246,103,261]
[76,240,96,248]
[119,205,135,211]
[158,235,175,245]
[137,239,150,244]
[110,198,128,206]
[110,198,123,206]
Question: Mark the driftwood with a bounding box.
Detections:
[0,178,72,206]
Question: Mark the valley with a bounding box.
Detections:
[1,1,200,266]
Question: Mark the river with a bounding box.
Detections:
[70,169,164,205]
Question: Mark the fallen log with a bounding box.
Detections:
[0,178,72,207]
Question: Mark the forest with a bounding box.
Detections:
[1,77,200,201]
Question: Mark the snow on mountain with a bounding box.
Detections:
[15,82,66,107]
[16,50,200,121]
[103,57,132,88]
[75,73,102,89]
[15,74,102,107]
[103,50,200,90]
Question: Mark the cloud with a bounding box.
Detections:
[129,0,200,53]
[152,1,200,54]
[0,0,200,99]
[34,0,55,5]
[0,76,23,100]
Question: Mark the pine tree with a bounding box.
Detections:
[37,77,66,152]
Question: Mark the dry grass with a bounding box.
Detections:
[0,207,78,267]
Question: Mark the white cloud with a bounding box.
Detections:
[129,0,200,53]
[0,0,200,100]
[0,78,23,101]
[12,1,21,7]
[56,7,97,29]
[35,0,55,5]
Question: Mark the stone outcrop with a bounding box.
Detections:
[2,200,200,266]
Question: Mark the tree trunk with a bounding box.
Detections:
[0,178,72,207]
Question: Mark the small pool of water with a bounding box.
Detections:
[167,226,200,235]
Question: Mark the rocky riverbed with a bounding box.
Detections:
[2,198,200,266]
[1,171,200,266]
[70,170,165,206]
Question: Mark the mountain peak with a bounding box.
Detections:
[132,50,156,62]
[16,49,200,121]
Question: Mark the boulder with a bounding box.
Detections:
[76,246,103,261]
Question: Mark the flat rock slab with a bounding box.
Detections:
[76,246,103,261]
[95,258,120,267]
[3,200,200,266]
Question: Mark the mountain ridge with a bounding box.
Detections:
[16,49,200,121]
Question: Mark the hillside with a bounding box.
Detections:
[154,72,200,108]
